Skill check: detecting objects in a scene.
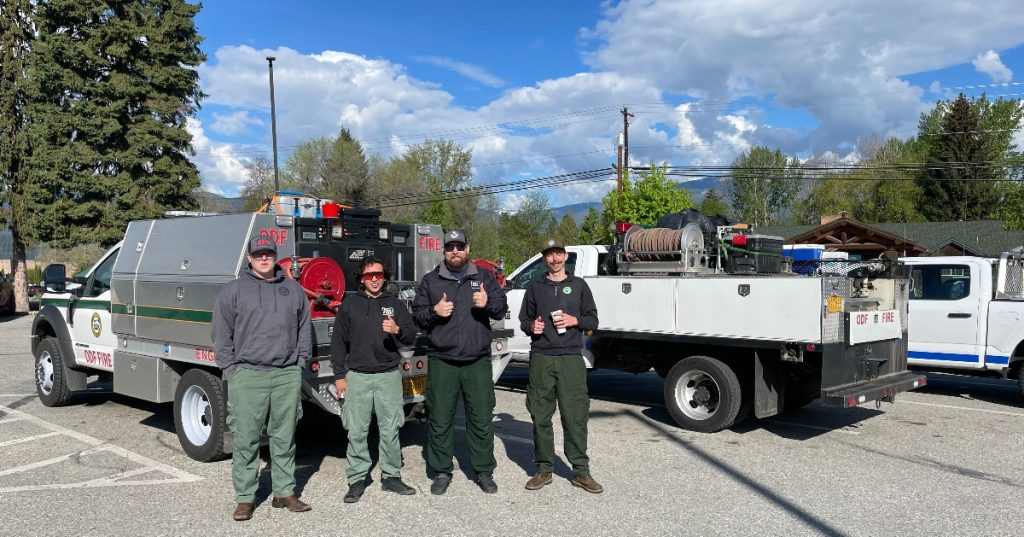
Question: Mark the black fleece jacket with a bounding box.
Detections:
[412,261,508,362]
[329,291,417,378]
[518,272,598,356]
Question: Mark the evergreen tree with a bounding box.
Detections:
[322,127,369,205]
[0,0,36,311]
[554,213,578,245]
[916,93,1008,221]
[577,207,609,245]
[28,0,206,248]
[698,188,730,219]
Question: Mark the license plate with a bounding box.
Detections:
[826,295,842,314]
[402,375,427,397]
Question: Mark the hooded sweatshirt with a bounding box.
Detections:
[412,261,508,362]
[211,266,312,377]
[518,272,598,356]
[329,290,417,378]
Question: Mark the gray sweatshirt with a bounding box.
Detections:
[211,266,312,377]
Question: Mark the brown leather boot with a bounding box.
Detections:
[572,475,604,494]
[525,472,553,490]
[232,503,254,521]
[271,495,312,512]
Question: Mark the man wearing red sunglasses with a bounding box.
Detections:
[413,230,508,495]
[330,256,418,503]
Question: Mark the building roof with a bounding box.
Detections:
[760,220,1024,257]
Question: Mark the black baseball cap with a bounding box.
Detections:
[248,236,277,255]
[443,230,467,246]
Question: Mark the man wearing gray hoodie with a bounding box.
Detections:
[212,236,313,521]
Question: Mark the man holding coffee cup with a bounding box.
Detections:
[518,239,602,493]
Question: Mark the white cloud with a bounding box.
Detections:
[210,110,264,136]
[415,56,506,88]
[583,0,1024,153]
[187,118,252,193]
[973,50,1013,83]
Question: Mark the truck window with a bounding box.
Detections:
[511,253,578,289]
[85,250,119,297]
[909,264,971,301]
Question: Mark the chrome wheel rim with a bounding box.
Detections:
[181,385,212,446]
[36,351,54,395]
[675,369,720,421]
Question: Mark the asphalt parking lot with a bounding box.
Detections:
[2,313,1022,536]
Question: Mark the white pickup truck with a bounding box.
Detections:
[502,234,923,433]
[903,254,1024,396]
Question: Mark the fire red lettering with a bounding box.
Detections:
[195,348,216,362]
[418,236,442,251]
[258,228,289,246]
[84,350,112,368]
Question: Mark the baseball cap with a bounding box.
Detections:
[443,230,467,246]
[248,236,277,255]
[540,238,566,254]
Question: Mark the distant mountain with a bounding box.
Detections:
[196,190,248,212]
[553,177,728,223]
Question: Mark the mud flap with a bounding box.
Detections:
[753,349,783,419]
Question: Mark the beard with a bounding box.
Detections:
[445,254,469,270]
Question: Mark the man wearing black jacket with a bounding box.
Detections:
[519,239,603,494]
[330,257,418,503]
[412,230,508,495]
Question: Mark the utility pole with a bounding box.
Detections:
[266,56,280,193]
[616,133,625,192]
[620,106,634,186]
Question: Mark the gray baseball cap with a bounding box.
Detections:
[443,230,467,246]
[248,236,277,255]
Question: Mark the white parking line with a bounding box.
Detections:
[0,405,201,493]
[0,394,36,398]
[0,432,61,448]
[0,417,27,425]
[901,400,1024,417]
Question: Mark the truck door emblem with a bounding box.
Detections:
[738,284,750,297]
[622,283,631,294]
[91,312,102,337]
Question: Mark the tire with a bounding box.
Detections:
[663,356,742,433]
[35,338,74,407]
[173,369,228,462]
[1017,365,1024,400]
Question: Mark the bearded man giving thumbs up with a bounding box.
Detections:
[330,256,418,503]
[412,230,508,495]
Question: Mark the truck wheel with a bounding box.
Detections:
[1017,366,1024,400]
[35,338,73,407]
[664,356,742,433]
[173,369,228,462]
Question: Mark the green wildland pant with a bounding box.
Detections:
[526,352,590,477]
[341,369,405,484]
[425,355,496,476]
[226,366,302,503]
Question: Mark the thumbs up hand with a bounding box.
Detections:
[532,315,544,335]
[382,314,399,334]
[472,284,488,308]
[434,292,454,317]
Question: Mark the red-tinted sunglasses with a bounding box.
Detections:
[361,271,385,282]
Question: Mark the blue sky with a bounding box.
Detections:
[190,1,1024,209]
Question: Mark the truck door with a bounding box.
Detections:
[70,249,119,371]
[907,262,985,369]
[504,251,579,359]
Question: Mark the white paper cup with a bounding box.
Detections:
[551,310,566,334]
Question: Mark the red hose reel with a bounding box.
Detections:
[278,257,346,317]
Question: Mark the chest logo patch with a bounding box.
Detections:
[562,287,572,295]
[381,306,395,317]
[278,287,290,296]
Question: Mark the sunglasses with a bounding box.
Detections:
[360,271,385,282]
[250,252,275,260]
[444,243,467,252]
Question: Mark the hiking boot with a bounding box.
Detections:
[232,503,254,521]
[430,473,452,496]
[476,474,498,494]
[571,475,604,494]
[344,481,366,504]
[382,476,416,495]
[525,472,553,491]
[271,495,312,512]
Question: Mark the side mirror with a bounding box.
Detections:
[43,264,66,294]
